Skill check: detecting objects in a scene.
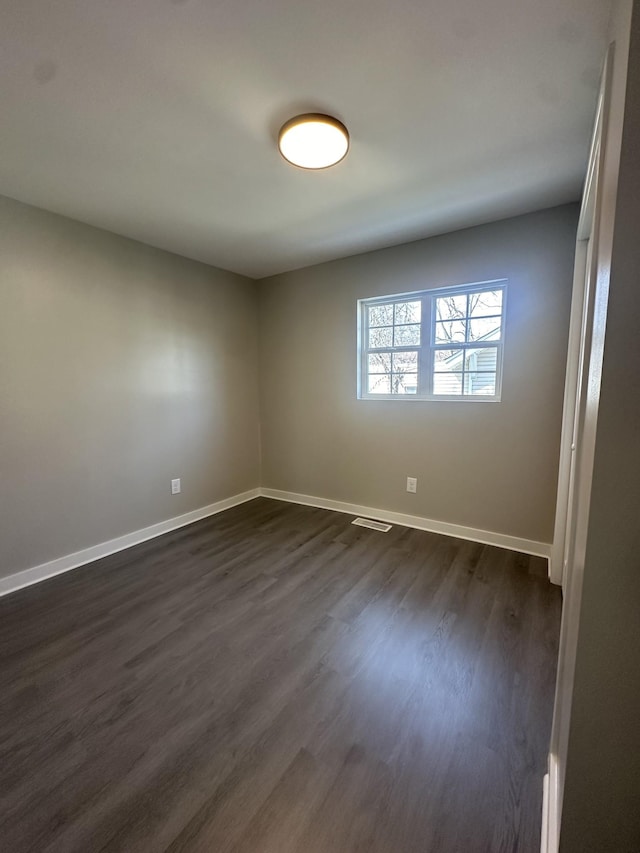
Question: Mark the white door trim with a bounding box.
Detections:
[550,61,607,588]
[543,10,630,846]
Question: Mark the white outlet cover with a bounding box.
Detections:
[407,477,417,493]
[171,478,181,494]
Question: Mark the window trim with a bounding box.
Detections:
[357,279,507,402]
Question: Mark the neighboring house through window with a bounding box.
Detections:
[358,280,507,401]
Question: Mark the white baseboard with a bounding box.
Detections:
[260,488,551,561]
[541,753,560,853]
[0,488,260,598]
[0,486,552,599]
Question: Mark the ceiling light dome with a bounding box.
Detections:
[278,114,349,170]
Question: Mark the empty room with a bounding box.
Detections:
[1,1,639,852]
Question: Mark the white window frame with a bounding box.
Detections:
[357,279,507,402]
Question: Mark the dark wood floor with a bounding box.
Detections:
[0,498,561,853]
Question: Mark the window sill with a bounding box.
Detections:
[357,394,502,403]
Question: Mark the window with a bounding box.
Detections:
[358,281,506,401]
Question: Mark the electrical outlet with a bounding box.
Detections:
[406,477,417,493]
[171,478,181,495]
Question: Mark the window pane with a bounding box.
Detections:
[436,294,467,322]
[369,326,393,348]
[434,348,463,368]
[468,317,501,341]
[469,289,503,317]
[464,372,497,396]
[392,351,418,373]
[360,284,505,401]
[394,324,421,346]
[368,352,392,373]
[368,304,394,327]
[391,375,418,394]
[433,372,463,395]
[435,320,466,344]
[464,347,498,372]
[394,300,421,324]
[368,373,391,394]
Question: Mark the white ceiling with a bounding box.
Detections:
[0,0,612,279]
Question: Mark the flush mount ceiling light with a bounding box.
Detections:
[278,114,349,170]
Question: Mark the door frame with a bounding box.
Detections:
[549,68,607,590]
[542,44,613,853]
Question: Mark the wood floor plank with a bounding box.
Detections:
[0,498,561,852]
[229,747,339,853]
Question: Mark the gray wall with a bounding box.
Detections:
[0,196,577,579]
[0,196,261,579]
[560,4,640,849]
[258,205,578,545]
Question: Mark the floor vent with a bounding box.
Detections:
[352,517,392,532]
